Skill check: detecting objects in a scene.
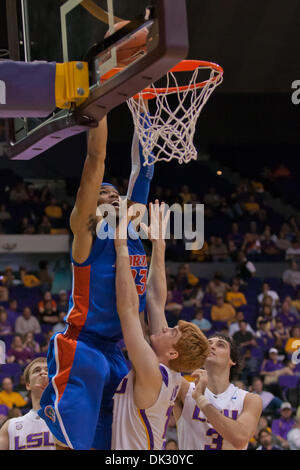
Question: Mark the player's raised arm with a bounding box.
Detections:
[70,116,107,236]
[127,100,154,206]
[141,201,169,334]
[114,210,162,396]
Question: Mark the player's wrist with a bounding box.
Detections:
[194,394,210,410]
[115,244,129,256]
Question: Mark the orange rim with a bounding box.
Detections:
[100,59,224,100]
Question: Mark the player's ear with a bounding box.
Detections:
[167,349,179,361]
[25,382,31,392]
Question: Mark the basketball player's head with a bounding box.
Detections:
[150,320,209,373]
[205,334,241,382]
[24,357,48,398]
[97,183,120,208]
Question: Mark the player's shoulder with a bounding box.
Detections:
[243,390,263,409]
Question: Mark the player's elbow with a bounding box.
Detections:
[232,436,249,449]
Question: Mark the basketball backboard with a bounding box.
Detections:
[3,0,189,160]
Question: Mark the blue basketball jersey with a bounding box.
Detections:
[67,221,147,341]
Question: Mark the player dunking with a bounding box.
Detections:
[38,109,154,450]
[174,335,263,450]
[0,358,55,450]
[111,201,209,450]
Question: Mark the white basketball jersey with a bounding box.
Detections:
[112,364,181,450]
[177,383,248,450]
[8,410,55,450]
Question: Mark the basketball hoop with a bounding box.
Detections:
[101,59,223,166]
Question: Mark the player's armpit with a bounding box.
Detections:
[0,420,9,450]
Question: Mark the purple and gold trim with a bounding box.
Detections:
[138,409,154,450]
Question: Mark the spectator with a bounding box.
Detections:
[257,282,280,309]
[236,251,256,283]
[191,308,212,333]
[38,215,52,234]
[23,331,41,354]
[275,230,292,254]
[271,402,295,449]
[165,291,182,327]
[52,312,67,334]
[228,239,239,262]
[256,428,283,450]
[255,319,275,349]
[211,294,236,324]
[19,216,36,234]
[14,307,41,336]
[249,416,281,450]
[175,263,199,291]
[241,233,261,258]
[164,439,179,450]
[38,291,57,314]
[0,204,11,224]
[276,300,298,329]
[44,197,63,221]
[272,163,291,179]
[261,231,281,258]
[285,325,300,355]
[0,377,27,409]
[251,377,282,415]
[286,239,300,262]
[282,261,300,290]
[0,308,13,336]
[226,280,247,309]
[203,186,220,209]
[0,283,8,302]
[19,266,40,288]
[6,334,35,366]
[232,320,258,350]
[6,299,20,328]
[39,300,59,325]
[258,296,277,320]
[9,182,29,204]
[229,311,255,337]
[287,415,300,450]
[243,195,260,215]
[179,185,192,204]
[57,290,69,313]
[272,318,290,353]
[208,236,230,262]
[260,348,294,386]
[207,272,229,299]
[227,222,244,249]
[38,260,53,293]
[41,330,53,353]
[2,266,16,287]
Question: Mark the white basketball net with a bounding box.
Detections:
[127,64,223,166]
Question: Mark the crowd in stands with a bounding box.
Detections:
[1,169,300,265]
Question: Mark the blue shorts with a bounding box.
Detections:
[38,327,128,450]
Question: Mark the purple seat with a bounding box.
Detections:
[180,307,195,322]
[41,324,53,334]
[0,334,14,350]
[0,404,9,416]
[0,363,22,383]
[278,375,300,389]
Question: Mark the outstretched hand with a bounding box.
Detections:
[140,200,170,243]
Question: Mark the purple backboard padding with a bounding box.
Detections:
[0,60,56,117]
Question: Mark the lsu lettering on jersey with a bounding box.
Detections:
[112,365,182,450]
[177,383,248,450]
[8,410,55,450]
[68,221,147,341]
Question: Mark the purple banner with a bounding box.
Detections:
[0,60,56,117]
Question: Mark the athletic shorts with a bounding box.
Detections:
[38,326,128,450]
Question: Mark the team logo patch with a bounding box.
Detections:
[45,406,56,423]
[16,424,23,430]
